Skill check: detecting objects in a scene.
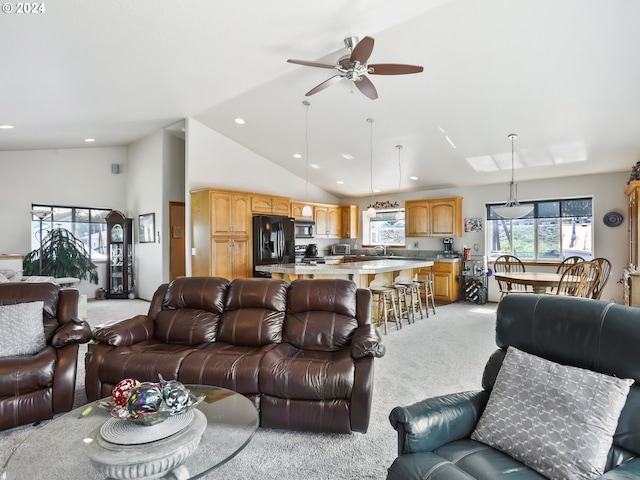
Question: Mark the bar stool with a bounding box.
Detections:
[390,284,412,324]
[397,281,424,321]
[414,274,436,317]
[369,287,401,335]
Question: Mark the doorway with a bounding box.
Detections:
[169,202,186,281]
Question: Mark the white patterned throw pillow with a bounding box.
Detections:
[471,346,633,480]
[0,301,46,357]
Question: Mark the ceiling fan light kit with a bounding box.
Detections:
[288,36,423,100]
[494,133,534,219]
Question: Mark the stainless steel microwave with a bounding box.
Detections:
[294,220,315,238]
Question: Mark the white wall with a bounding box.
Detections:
[346,171,629,303]
[0,146,128,297]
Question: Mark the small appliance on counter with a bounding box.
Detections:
[443,237,454,255]
[295,243,325,264]
[331,244,351,255]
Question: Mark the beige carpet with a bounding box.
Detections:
[0,299,498,479]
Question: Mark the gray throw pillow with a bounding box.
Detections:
[0,301,46,357]
[471,346,633,480]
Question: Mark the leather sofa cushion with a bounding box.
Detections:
[285,279,358,351]
[97,340,196,385]
[218,279,288,346]
[155,277,228,345]
[260,343,354,400]
[0,346,56,396]
[178,342,274,394]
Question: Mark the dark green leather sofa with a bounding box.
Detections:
[387,294,640,479]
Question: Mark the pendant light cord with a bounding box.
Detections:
[368,118,374,206]
[304,100,310,205]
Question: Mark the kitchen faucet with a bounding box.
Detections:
[375,245,387,256]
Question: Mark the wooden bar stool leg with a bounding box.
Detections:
[385,291,401,330]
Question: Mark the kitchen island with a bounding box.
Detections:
[255,259,435,288]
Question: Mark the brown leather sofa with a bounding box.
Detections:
[0,282,92,430]
[85,276,385,433]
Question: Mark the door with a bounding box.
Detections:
[169,202,186,281]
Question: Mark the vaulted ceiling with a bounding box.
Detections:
[3,0,639,198]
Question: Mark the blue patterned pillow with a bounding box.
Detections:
[471,346,633,479]
[0,301,46,357]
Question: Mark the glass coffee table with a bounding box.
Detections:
[1,385,259,479]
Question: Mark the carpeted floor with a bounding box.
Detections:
[0,299,499,479]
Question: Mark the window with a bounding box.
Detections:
[486,197,593,261]
[31,204,111,261]
[363,209,405,246]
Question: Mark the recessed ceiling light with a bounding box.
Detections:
[310,164,320,169]
[293,153,302,159]
[336,180,344,185]
[84,138,95,143]
[409,176,418,181]
[374,189,381,193]
[0,124,14,129]
[234,118,245,125]
[342,154,353,160]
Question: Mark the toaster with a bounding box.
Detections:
[331,244,351,255]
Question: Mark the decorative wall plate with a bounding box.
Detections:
[603,211,623,227]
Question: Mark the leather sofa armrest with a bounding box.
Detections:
[351,324,386,359]
[52,318,92,348]
[389,390,490,455]
[601,458,640,478]
[93,314,154,346]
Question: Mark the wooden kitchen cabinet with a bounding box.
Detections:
[314,204,342,238]
[191,189,251,279]
[431,261,462,303]
[291,202,314,220]
[341,205,358,239]
[251,194,290,215]
[405,197,463,237]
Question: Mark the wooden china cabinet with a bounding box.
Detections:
[624,181,640,306]
[105,210,133,299]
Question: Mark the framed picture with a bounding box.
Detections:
[138,213,155,243]
[464,218,483,233]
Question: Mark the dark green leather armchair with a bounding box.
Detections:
[387,294,640,479]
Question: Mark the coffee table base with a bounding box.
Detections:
[83,409,207,480]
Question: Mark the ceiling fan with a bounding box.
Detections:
[287,36,423,100]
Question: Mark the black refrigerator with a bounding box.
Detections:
[253,215,295,277]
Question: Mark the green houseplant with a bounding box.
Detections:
[23,228,99,284]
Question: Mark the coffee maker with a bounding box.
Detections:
[443,237,454,255]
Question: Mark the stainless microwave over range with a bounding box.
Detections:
[294,220,315,238]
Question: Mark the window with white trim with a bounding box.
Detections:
[363,209,405,246]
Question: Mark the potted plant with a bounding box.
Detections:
[23,228,99,284]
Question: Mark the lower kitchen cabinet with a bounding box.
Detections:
[432,261,462,303]
[210,237,250,280]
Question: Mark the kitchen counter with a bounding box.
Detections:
[255,259,435,288]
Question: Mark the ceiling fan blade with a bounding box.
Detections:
[355,75,378,100]
[368,63,424,75]
[350,36,374,64]
[287,59,336,69]
[305,75,344,96]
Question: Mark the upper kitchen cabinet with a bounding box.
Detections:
[209,190,250,236]
[251,194,291,215]
[341,205,358,239]
[314,204,342,238]
[291,201,314,220]
[405,197,463,237]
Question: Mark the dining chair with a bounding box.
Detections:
[556,255,585,275]
[494,255,531,300]
[555,261,600,298]
[590,257,612,300]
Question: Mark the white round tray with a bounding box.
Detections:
[100,410,194,445]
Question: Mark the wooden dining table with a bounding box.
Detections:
[493,271,570,294]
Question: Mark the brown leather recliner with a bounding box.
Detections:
[0,282,92,431]
[86,276,385,433]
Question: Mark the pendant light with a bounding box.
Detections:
[494,133,533,219]
[395,145,405,220]
[301,100,313,218]
[366,118,376,218]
